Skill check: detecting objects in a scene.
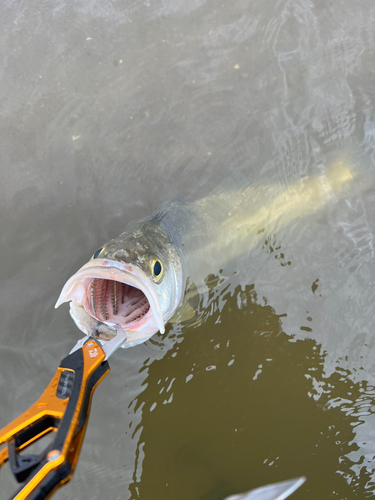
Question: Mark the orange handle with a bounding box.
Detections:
[0,339,110,500]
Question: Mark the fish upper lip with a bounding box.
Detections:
[55,259,165,334]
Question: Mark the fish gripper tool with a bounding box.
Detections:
[0,327,126,500]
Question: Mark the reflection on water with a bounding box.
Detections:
[124,285,374,499]
[0,0,375,498]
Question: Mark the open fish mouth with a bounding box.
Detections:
[55,259,165,335]
[88,278,150,325]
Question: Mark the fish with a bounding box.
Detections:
[55,161,353,347]
[223,476,306,500]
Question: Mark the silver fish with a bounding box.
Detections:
[55,161,353,346]
[223,477,306,500]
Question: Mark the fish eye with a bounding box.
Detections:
[93,247,104,259]
[151,258,163,281]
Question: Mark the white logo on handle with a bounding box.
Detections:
[88,348,99,358]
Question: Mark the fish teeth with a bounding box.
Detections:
[113,281,117,315]
[91,278,109,321]
[102,280,109,320]
[91,278,99,314]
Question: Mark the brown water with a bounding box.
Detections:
[1,0,375,498]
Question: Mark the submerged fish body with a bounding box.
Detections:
[56,161,353,346]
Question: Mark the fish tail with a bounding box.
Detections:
[324,159,354,193]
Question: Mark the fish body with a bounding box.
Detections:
[56,162,353,346]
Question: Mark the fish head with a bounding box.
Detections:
[55,219,184,345]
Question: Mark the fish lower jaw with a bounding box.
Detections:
[89,305,163,338]
[105,310,152,332]
[69,303,160,345]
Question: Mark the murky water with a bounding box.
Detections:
[1,0,375,498]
